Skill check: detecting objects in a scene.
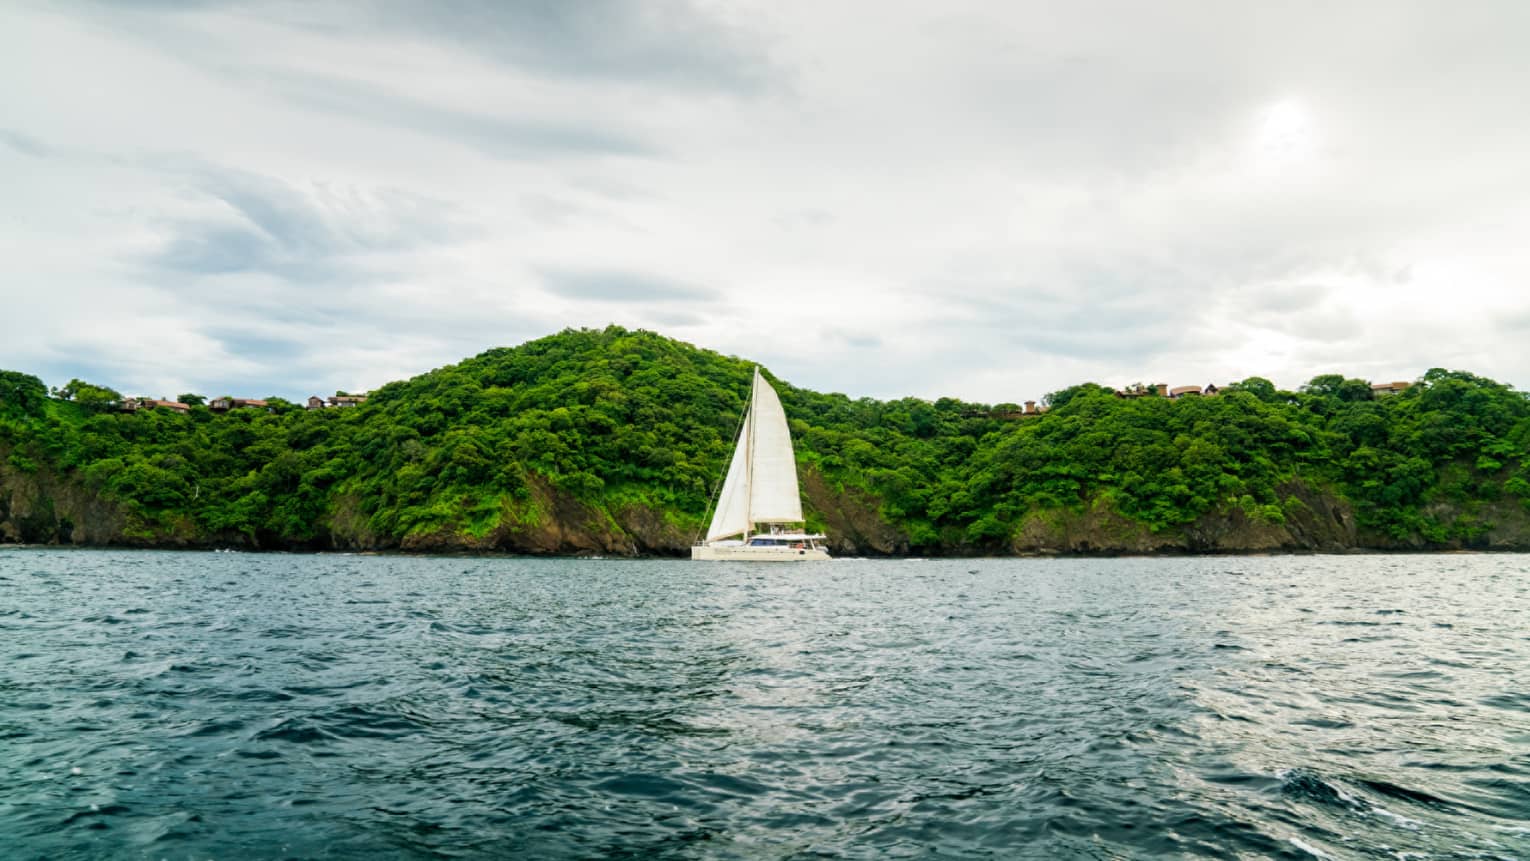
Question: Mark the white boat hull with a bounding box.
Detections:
[690,544,831,562]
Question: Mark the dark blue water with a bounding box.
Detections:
[2,550,1527,859]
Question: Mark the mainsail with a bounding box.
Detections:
[747,369,803,523]
[703,368,804,541]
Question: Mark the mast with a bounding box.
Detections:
[744,367,758,537]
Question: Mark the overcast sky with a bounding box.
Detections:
[4,1,1529,404]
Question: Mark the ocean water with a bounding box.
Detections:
[1,550,1527,860]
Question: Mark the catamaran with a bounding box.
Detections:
[692,368,830,561]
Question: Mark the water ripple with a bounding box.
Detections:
[0,549,1527,859]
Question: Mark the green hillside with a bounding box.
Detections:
[3,326,1530,554]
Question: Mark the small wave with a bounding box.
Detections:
[254,703,431,746]
[82,614,126,625]
[1480,691,1530,711]
[223,688,295,703]
[1352,777,1453,808]
[1366,803,1423,830]
[693,771,771,798]
[281,679,374,697]
[254,718,335,744]
[183,718,247,737]
[1280,768,1358,808]
[1292,717,1354,729]
[1378,669,1446,680]
[61,804,131,827]
[324,703,430,739]
[1494,824,1530,836]
[1288,836,1334,859]
[591,773,691,799]
[1279,766,1463,841]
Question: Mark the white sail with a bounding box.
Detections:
[706,420,751,541]
[693,367,829,561]
[747,369,803,523]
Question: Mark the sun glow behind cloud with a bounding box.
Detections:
[1249,98,1319,174]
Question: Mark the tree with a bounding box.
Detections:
[1227,376,1277,403]
[55,378,122,412]
[178,393,206,406]
[0,370,48,418]
[1302,374,1373,403]
[1335,378,1375,403]
[1043,383,1113,410]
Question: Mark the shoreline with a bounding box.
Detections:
[3,543,1524,559]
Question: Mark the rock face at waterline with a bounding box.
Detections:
[4,327,1530,555]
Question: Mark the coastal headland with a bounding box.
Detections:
[4,326,1529,556]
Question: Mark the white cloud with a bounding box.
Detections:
[2,0,1529,404]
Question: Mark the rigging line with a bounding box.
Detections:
[692,370,753,545]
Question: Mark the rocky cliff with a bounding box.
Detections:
[0,450,128,546]
[7,454,1527,556]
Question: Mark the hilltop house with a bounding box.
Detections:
[122,398,190,413]
[1114,382,1223,400]
[1115,383,1164,398]
[308,394,368,409]
[209,397,269,411]
[1371,381,1412,396]
[1168,384,1222,399]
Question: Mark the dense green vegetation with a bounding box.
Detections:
[3,327,1529,553]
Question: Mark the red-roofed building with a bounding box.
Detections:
[129,398,190,413]
[209,397,270,411]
